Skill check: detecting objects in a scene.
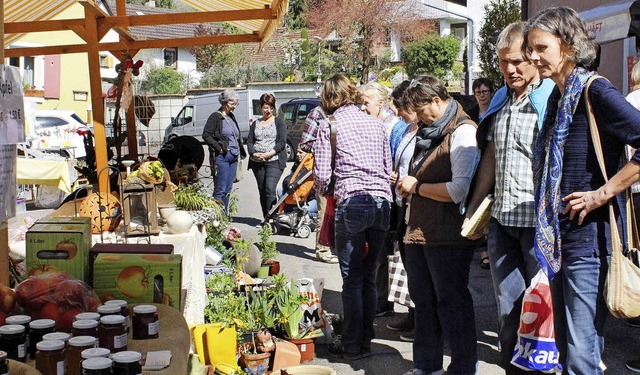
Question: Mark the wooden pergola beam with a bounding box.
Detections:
[3,33,260,57]
[3,8,274,35]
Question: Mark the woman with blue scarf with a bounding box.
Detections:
[524,7,640,374]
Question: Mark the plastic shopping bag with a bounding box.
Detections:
[511,269,562,373]
[296,278,325,338]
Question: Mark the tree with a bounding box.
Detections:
[402,34,461,80]
[284,0,308,30]
[125,0,174,8]
[477,0,521,89]
[305,0,433,83]
[140,66,185,94]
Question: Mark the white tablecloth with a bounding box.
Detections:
[92,225,207,325]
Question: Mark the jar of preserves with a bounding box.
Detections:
[111,351,142,375]
[29,319,55,359]
[97,304,121,317]
[82,357,113,375]
[43,332,71,344]
[72,319,99,338]
[75,312,101,322]
[5,315,31,358]
[105,300,130,332]
[98,315,127,353]
[132,305,158,340]
[36,339,66,375]
[0,351,7,375]
[67,336,98,375]
[81,347,111,360]
[0,325,26,362]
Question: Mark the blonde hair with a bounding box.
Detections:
[357,81,389,105]
[321,74,359,114]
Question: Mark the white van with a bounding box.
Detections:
[163,89,267,143]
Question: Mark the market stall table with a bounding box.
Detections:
[16,158,74,194]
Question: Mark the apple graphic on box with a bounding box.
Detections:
[116,266,149,299]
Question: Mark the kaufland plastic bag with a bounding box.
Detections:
[296,278,325,339]
[511,269,562,373]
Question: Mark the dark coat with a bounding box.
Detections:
[202,109,247,158]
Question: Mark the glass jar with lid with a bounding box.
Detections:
[0,350,7,375]
[111,351,142,375]
[36,339,66,375]
[97,304,121,317]
[132,305,158,340]
[72,319,99,338]
[81,347,111,360]
[67,336,98,375]
[98,315,127,353]
[43,332,71,344]
[82,357,113,375]
[0,325,26,362]
[5,315,31,358]
[75,312,101,322]
[29,319,55,359]
[105,300,130,332]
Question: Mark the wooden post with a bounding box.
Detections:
[0,0,9,286]
[84,6,110,194]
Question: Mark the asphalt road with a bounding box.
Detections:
[228,162,639,375]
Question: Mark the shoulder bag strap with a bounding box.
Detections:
[584,75,638,252]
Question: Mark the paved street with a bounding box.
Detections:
[230,162,639,375]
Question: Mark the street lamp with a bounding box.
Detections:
[311,36,323,97]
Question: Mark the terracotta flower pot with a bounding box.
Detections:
[285,337,315,363]
[265,259,280,275]
[239,351,271,373]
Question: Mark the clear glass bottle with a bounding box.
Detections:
[105,300,130,333]
[111,351,142,375]
[98,315,127,353]
[81,347,111,360]
[29,319,55,359]
[75,312,101,322]
[43,332,71,344]
[5,315,31,359]
[36,339,66,375]
[82,357,113,375]
[97,304,121,317]
[132,304,158,340]
[0,325,26,362]
[72,319,99,338]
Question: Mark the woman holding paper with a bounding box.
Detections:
[396,75,480,375]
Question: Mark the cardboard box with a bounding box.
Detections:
[93,253,182,309]
[37,215,91,228]
[26,223,92,282]
[88,243,174,287]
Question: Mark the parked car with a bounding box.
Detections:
[31,110,91,159]
[277,98,321,161]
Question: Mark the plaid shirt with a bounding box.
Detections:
[299,106,325,153]
[487,83,541,227]
[314,104,392,204]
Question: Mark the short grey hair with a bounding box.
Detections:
[523,6,597,69]
[218,89,238,105]
[357,81,389,104]
[495,21,526,54]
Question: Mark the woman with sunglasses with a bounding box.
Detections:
[203,89,247,213]
[396,75,480,375]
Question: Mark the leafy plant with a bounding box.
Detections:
[205,272,235,294]
[140,66,186,94]
[204,291,248,329]
[402,33,461,80]
[477,0,521,89]
[271,275,308,338]
[233,238,252,274]
[257,225,279,263]
[174,184,218,211]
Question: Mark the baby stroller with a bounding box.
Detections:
[263,153,317,238]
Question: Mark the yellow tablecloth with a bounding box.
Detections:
[17,158,72,194]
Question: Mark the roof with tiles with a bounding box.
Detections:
[103,1,223,40]
[242,28,305,66]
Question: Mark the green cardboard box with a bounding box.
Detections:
[26,223,92,282]
[37,215,91,228]
[93,253,182,309]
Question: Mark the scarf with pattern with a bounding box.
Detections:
[533,66,594,279]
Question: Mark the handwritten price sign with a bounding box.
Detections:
[0,65,25,145]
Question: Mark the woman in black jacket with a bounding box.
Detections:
[202,89,247,213]
[247,93,287,220]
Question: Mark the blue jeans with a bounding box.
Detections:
[334,194,390,354]
[487,219,540,374]
[404,243,477,375]
[550,255,609,375]
[213,152,238,212]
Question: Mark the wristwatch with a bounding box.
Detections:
[414,182,424,196]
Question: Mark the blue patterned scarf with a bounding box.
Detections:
[533,66,594,279]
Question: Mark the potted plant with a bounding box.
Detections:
[256,225,280,278]
[233,238,261,277]
[238,290,275,373]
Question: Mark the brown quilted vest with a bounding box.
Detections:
[404,102,480,246]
